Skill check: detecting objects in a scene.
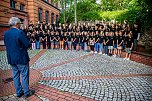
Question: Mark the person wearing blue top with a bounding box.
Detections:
[4,17,35,98]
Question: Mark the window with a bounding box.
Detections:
[51,13,54,24]
[38,8,43,22]
[56,3,58,8]
[45,11,49,23]
[56,15,59,25]
[10,0,16,8]
[50,0,53,4]
[20,4,24,11]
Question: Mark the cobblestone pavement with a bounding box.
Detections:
[0,50,40,70]
[0,49,152,101]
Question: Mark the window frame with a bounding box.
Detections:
[45,11,49,23]
[10,0,16,9]
[20,4,25,11]
[51,13,54,24]
[38,8,43,22]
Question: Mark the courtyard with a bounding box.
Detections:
[0,49,152,101]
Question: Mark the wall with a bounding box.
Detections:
[0,0,28,40]
[28,0,60,24]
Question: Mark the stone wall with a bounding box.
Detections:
[139,27,152,50]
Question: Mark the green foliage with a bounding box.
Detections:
[100,10,128,22]
[58,0,152,29]
[79,11,101,21]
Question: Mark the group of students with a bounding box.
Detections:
[26,20,140,60]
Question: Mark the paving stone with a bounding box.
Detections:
[1,50,152,101]
[38,95,50,101]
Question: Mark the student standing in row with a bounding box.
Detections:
[94,31,99,53]
[98,31,104,54]
[124,31,134,60]
[113,31,118,57]
[108,32,114,56]
[103,32,109,55]
[117,31,123,57]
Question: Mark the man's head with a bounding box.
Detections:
[8,17,21,28]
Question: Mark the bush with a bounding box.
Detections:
[99,8,143,24]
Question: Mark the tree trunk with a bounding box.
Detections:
[64,0,66,24]
[74,0,77,24]
[65,0,72,23]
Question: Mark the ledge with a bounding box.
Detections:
[132,51,152,58]
[0,24,9,27]
[10,8,28,14]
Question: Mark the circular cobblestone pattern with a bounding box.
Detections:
[0,50,152,101]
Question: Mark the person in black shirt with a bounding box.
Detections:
[103,32,109,55]
[98,31,104,54]
[59,31,64,49]
[67,32,72,50]
[113,31,119,57]
[35,31,40,49]
[124,31,134,60]
[31,33,36,50]
[71,32,75,50]
[50,32,54,49]
[75,32,79,50]
[89,32,95,53]
[108,32,114,56]
[46,30,51,49]
[132,22,140,51]
[94,31,99,53]
[54,31,60,49]
[83,32,88,51]
[64,32,68,50]
[40,31,46,49]
[79,32,84,51]
[117,31,123,57]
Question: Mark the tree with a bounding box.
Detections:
[54,0,73,24]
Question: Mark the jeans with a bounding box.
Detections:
[73,42,77,50]
[79,42,84,50]
[99,43,103,52]
[94,43,99,52]
[68,41,72,49]
[133,39,138,51]
[104,46,108,54]
[84,42,87,51]
[47,42,51,49]
[11,63,30,96]
[36,41,40,49]
[64,42,68,49]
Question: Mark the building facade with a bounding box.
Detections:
[0,0,60,40]
[28,0,60,25]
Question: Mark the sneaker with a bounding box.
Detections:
[25,90,35,98]
[99,52,102,54]
[94,51,97,54]
[90,51,94,53]
[123,58,127,60]
[127,58,130,60]
[113,55,115,57]
[17,91,24,98]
